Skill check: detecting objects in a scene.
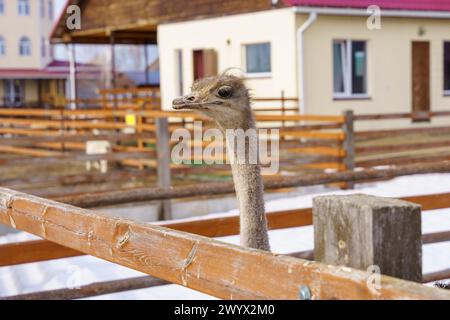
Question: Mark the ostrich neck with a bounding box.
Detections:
[222,112,270,251]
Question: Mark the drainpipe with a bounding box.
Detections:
[296,12,317,115]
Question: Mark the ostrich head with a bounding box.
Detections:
[172,73,252,130]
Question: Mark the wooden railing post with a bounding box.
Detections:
[155,117,172,220]
[313,194,422,282]
[342,109,355,189]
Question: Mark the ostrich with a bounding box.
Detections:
[172,73,270,251]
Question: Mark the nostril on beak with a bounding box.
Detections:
[185,95,195,102]
[172,97,183,105]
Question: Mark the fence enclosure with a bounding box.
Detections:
[1,164,450,299]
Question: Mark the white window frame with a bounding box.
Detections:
[333,40,369,99]
[18,0,30,16]
[19,36,31,56]
[243,42,272,78]
[0,0,5,15]
[0,37,5,56]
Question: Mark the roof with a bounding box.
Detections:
[50,0,284,44]
[285,0,450,12]
[0,60,101,80]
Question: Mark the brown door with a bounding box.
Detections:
[193,49,218,80]
[412,41,430,121]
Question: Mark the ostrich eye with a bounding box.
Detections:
[217,86,233,99]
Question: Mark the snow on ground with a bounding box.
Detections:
[1,173,450,299]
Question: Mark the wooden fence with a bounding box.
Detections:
[0,107,350,197]
[1,162,450,299]
[354,111,450,167]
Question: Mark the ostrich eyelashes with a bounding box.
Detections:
[217,86,233,98]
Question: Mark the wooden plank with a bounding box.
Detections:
[0,145,61,157]
[284,147,345,157]
[422,269,450,283]
[0,188,448,300]
[355,126,450,141]
[1,190,448,267]
[280,131,345,140]
[0,240,82,266]
[255,114,344,123]
[0,128,61,136]
[4,263,447,300]
[0,132,154,146]
[356,140,450,155]
[356,154,450,168]
[0,276,169,300]
[53,161,450,208]
[342,110,355,189]
[0,151,155,167]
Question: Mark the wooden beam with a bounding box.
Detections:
[3,264,447,300]
[0,188,448,299]
[1,190,449,267]
[0,240,82,266]
[0,276,169,300]
[53,161,450,208]
[0,151,154,167]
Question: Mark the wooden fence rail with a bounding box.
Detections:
[0,188,449,300]
[0,107,349,189]
[2,190,450,267]
[52,161,450,208]
[354,111,450,168]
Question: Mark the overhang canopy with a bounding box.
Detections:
[50,0,285,45]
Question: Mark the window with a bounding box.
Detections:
[18,0,30,16]
[244,43,271,75]
[41,37,46,57]
[444,42,450,94]
[333,40,367,97]
[40,0,45,17]
[0,37,4,56]
[4,80,25,107]
[0,0,4,15]
[19,36,31,56]
[48,0,53,19]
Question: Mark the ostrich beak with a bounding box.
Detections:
[172,95,204,110]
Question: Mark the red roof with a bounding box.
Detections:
[0,60,101,79]
[284,0,450,12]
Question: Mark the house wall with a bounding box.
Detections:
[298,14,450,129]
[158,8,298,110]
[0,0,54,69]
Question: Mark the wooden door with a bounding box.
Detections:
[412,41,430,121]
[193,49,218,80]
